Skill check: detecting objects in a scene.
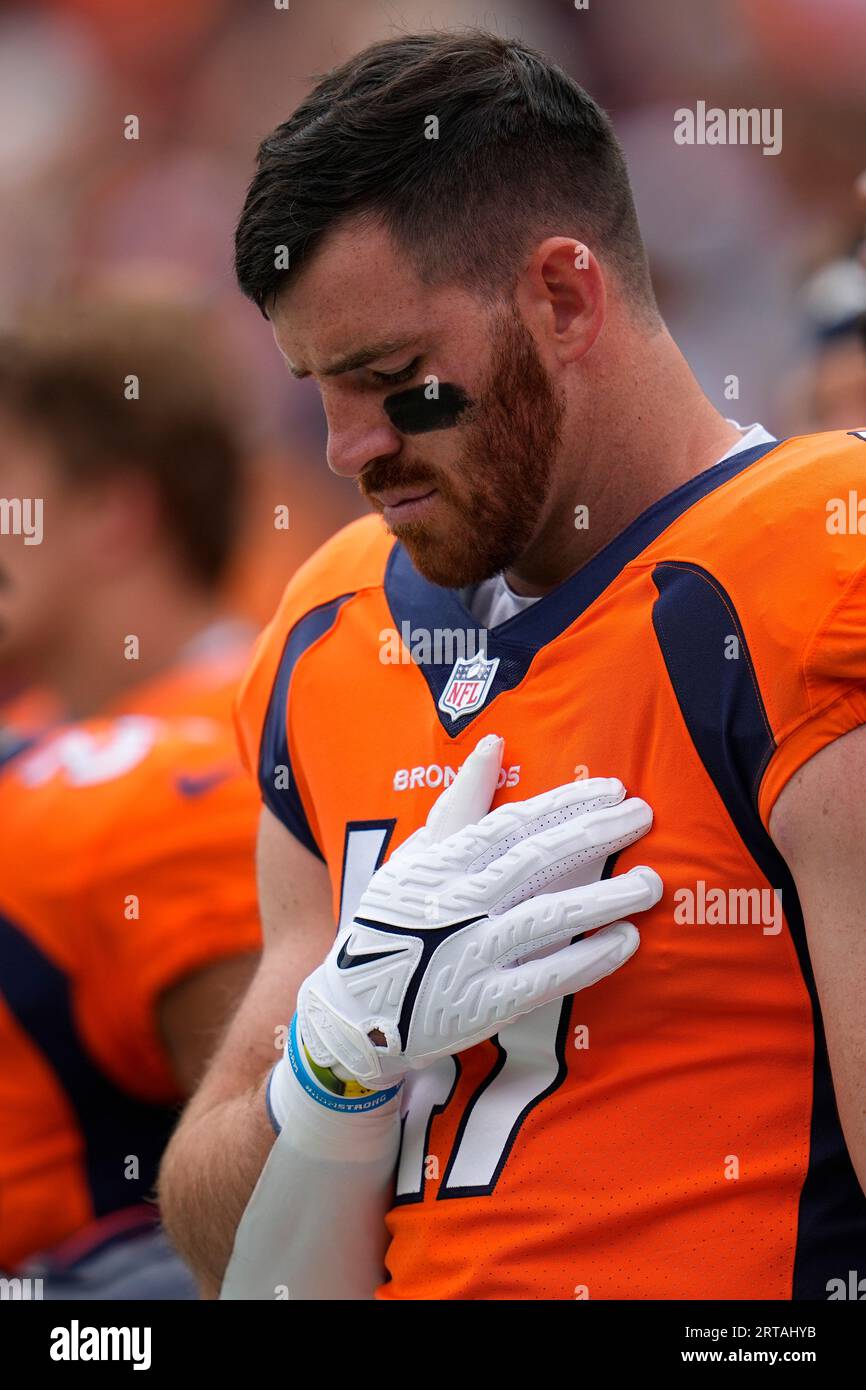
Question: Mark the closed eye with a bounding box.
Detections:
[370,357,421,386]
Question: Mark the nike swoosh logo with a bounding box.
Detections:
[175,768,234,798]
[337,940,407,970]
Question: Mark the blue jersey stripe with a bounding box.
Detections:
[0,909,177,1224]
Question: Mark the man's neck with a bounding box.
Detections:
[505,327,741,597]
[43,576,224,721]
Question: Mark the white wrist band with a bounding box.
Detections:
[266,1014,403,1141]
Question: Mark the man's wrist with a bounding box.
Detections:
[267,1014,403,1132]
[301,1037,375,1100]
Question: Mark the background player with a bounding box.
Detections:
[0,291,263,1297]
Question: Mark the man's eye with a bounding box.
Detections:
[371,357,420,386]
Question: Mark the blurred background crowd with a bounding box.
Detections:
[1,0,865,1298]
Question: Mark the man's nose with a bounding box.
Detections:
[324,403,401,479]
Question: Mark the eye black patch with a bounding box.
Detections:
[384,382,471,434]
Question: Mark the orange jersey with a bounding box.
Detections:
[236,430,866,1300]
[0,681,260,1268]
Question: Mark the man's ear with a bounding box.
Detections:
[516,236,606,366]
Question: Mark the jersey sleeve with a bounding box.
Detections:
[755,431,866,827]
[233,591,337,863]
[81,734,262,1100]
[758,547,866,826]
[233,515,394,860]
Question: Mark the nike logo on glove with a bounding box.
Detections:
[336,938,408,970]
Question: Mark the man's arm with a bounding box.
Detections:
[769,724,866,1193]
[158,954,261,1095]
[158,805,338,1294]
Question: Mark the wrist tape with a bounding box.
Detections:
[266,1013,403,1130]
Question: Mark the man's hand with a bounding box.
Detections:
[297,735,662,1090]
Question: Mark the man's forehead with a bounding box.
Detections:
[269,222,429,376]
[270,221,488,378]
[275,218,418,319]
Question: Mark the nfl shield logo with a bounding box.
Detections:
[438,655,501,722]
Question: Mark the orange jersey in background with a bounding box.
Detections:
[235,429,866,1300]
[0,638,260,1270]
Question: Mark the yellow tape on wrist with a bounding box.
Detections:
[302,1042,376,1099]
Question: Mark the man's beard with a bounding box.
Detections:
[360,306,564,588]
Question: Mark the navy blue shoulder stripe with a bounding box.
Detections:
[651,559,866,1299]
[0,909,177,1219]
[258,593,354,860]
[385,439,781,736]
[0,731,37,772]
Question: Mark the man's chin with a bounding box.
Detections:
[393,525,506,590]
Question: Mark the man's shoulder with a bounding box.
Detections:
[270,514,395,635]
[638,429,866,737]
[718,428,866,534]
[233,515,396,783]
[659,428,866,582]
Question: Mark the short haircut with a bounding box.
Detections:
[0,293,244,589]
[235,29,657,319]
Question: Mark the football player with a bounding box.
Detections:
[0,292,262,1297]
[162,32,866,1300]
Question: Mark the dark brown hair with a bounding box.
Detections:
[0,294,244,589]
[235,29,657,318]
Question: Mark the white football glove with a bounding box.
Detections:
[296,735,662,1091]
